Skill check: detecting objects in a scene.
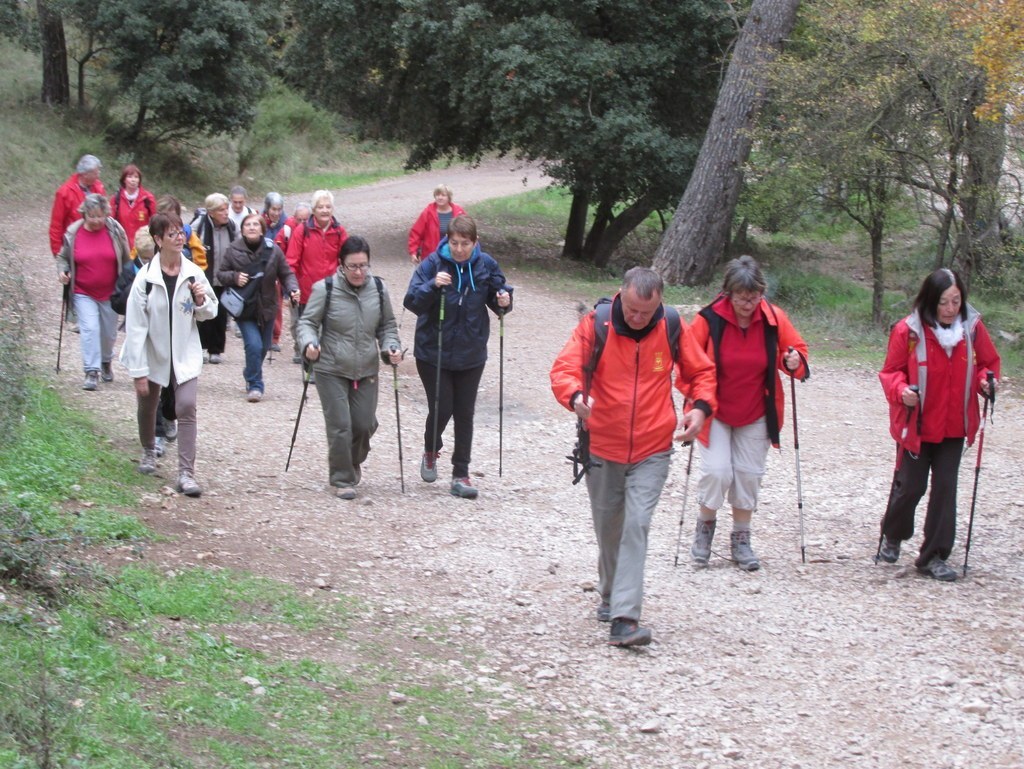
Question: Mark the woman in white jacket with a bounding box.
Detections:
[121,213,218,495]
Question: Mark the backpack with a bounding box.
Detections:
[110,257,147,315]
[583,298,682,385]
[321,275,384,320]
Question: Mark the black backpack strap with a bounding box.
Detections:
[374,275,384,316]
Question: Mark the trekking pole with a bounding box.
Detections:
[430,292,445,465]
[876,384,919,563]
[391,349,405,494]
[963,371,995,577]
[672,441,695,567]
[788,347,807,564]
[498,308,505,477]
[285,347,316,472]
[56,282,69,373]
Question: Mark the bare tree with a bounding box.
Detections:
[653,0,800,285]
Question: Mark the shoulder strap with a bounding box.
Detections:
[324,276,333,319]
[664,305,681,362]
[584,301,612,379]
[374,275,384,316]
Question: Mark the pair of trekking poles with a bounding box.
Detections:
[671,347,809,566]
[285,292,509,489]
[873,373,996,576]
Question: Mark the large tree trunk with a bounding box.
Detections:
[870,216,885,325]
[38,0,69,106]
[562,188,590,260]
[653,0,801,285]
[580,196,657,268]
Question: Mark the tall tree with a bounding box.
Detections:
[64,0,280,143]
[285,0,729,266]
[37,0,69,106]
[652,0,800,285]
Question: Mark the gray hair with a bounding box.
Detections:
[229,185,247,198]
[79,192,110,217]
[263,191,284,211]
[721,255,767,295]
[76,154,102,174]
[293,201,312,217]
[310,189,334,209]
[622,267,664,300]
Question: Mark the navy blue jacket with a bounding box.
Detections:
[404,237,513,371]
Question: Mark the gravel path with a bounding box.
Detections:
[5,159,1024,768]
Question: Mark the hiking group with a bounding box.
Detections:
[50,155,1001,648]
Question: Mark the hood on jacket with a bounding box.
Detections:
[436,236,480,294]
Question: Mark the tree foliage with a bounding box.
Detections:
[950,0,1024,122]
[285,0,729,265]
[60,0,280,143]
[757,0,1014,317]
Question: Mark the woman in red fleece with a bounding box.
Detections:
[688,256,809,571]
[877,268,1000,581]
[407,184,466,263]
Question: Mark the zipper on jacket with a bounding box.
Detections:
[627,343,640,461]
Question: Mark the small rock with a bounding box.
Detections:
[417,715,429,726]
[962,701,991,715]
[240,676,261,688]
[534,668,558,680]
[639,719,661,734]
[389,691,407,704]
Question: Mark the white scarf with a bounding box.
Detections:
[932,317,964,356]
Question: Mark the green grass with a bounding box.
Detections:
[0,384,151,542]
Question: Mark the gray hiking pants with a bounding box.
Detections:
[315,370,380,489]
[586,449,671,622]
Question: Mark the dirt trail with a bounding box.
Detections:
[4,159,1024,768]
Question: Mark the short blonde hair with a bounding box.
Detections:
[433,183,453,199]
[204,192,229,211]
[133,226,156,262]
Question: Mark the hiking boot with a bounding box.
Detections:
[336,487,357,500]
[292,354,303,364]
[82,371,99,391]
[608,618,652,647]
[877,534,900,564]
[691,518,717,566]
[450,477,478,499]
[164,420,178,441]
[101,361,114,382]
[154,437,166,458]
[917,556,957,582]
[247,389,262,403]
[203,351,210,363]
[209,353,222,364]
[137,448,158,474]
[730,530,760,571]
[596,601,611,623]
[176,472,202,497]
[420,452,439,483]
[271,343,282,352]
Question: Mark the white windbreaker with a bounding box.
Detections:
[120,253,218,386]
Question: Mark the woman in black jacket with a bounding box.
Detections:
[217,212,299,402]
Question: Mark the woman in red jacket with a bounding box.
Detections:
[688,256,809,571]
[877,268,1000,581]
[407,184,466,263]
[110,163,156,249]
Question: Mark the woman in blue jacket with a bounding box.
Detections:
[404,215,512,499]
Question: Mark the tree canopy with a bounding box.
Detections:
[285,0,730,265]
[60,0,280,143]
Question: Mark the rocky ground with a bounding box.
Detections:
[4,160,1023,768]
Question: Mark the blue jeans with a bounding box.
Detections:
[238,318,272,393]
[73,293,117,373]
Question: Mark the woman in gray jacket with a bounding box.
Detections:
[298,236,402,499]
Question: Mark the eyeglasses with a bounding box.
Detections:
[166,230,186,239]
[343,263,369,273]
[730,292,762,306]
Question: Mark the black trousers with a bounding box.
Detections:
[416,360,485,479]
[198,286,228,355]
[882,437,965,567]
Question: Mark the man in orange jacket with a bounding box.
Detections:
[551,267,717,647]
[49,154,105,256]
